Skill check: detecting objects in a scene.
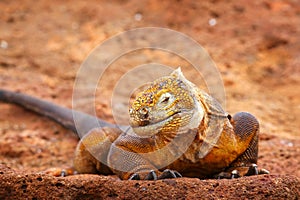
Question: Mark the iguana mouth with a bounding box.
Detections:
[132,110,190,137]
[134,110,181,127]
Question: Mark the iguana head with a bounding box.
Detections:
[129,68,204,136]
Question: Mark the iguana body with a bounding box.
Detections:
[0,68,268,180]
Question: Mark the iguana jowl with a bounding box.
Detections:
[0,68,268,180]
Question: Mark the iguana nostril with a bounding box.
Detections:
[139,107,149,118]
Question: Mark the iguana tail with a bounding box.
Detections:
[0,89,116,135]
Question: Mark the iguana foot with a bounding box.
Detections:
[215,164,270,179]
[214,170,239,179]
[43,167,77,177]
[128,169,182,180]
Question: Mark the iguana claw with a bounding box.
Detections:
[259,168,270,174]
[158,169,182,179]
[231,170,240,179]
[128,170,158,180]
[245,164,259,176]
[145,170,158,180]
[129,173,141,180]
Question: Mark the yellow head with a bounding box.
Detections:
[129,68,204,136]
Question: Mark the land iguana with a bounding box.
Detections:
[0,68,269,180]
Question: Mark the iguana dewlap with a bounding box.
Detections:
[0,68,268,180]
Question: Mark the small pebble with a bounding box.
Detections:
[134,13,143,21]
[0,40,8,49]
[208,18,217,26]
[280,140,293,147]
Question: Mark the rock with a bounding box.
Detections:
[0,165,299,199]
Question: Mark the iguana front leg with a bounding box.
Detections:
[107,133,182,180]
[44,127,123,176]
[74,128,182,180]
[215,112,269,179]
[73,127,123,175]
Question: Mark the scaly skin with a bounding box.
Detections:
[0,68,268,180]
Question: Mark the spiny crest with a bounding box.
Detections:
[170,67,198,92]
[170,67,185,80]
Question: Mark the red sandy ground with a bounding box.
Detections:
[0,0,299,199]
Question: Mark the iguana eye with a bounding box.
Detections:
[161,96,170,103]
[158,92,173,105]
